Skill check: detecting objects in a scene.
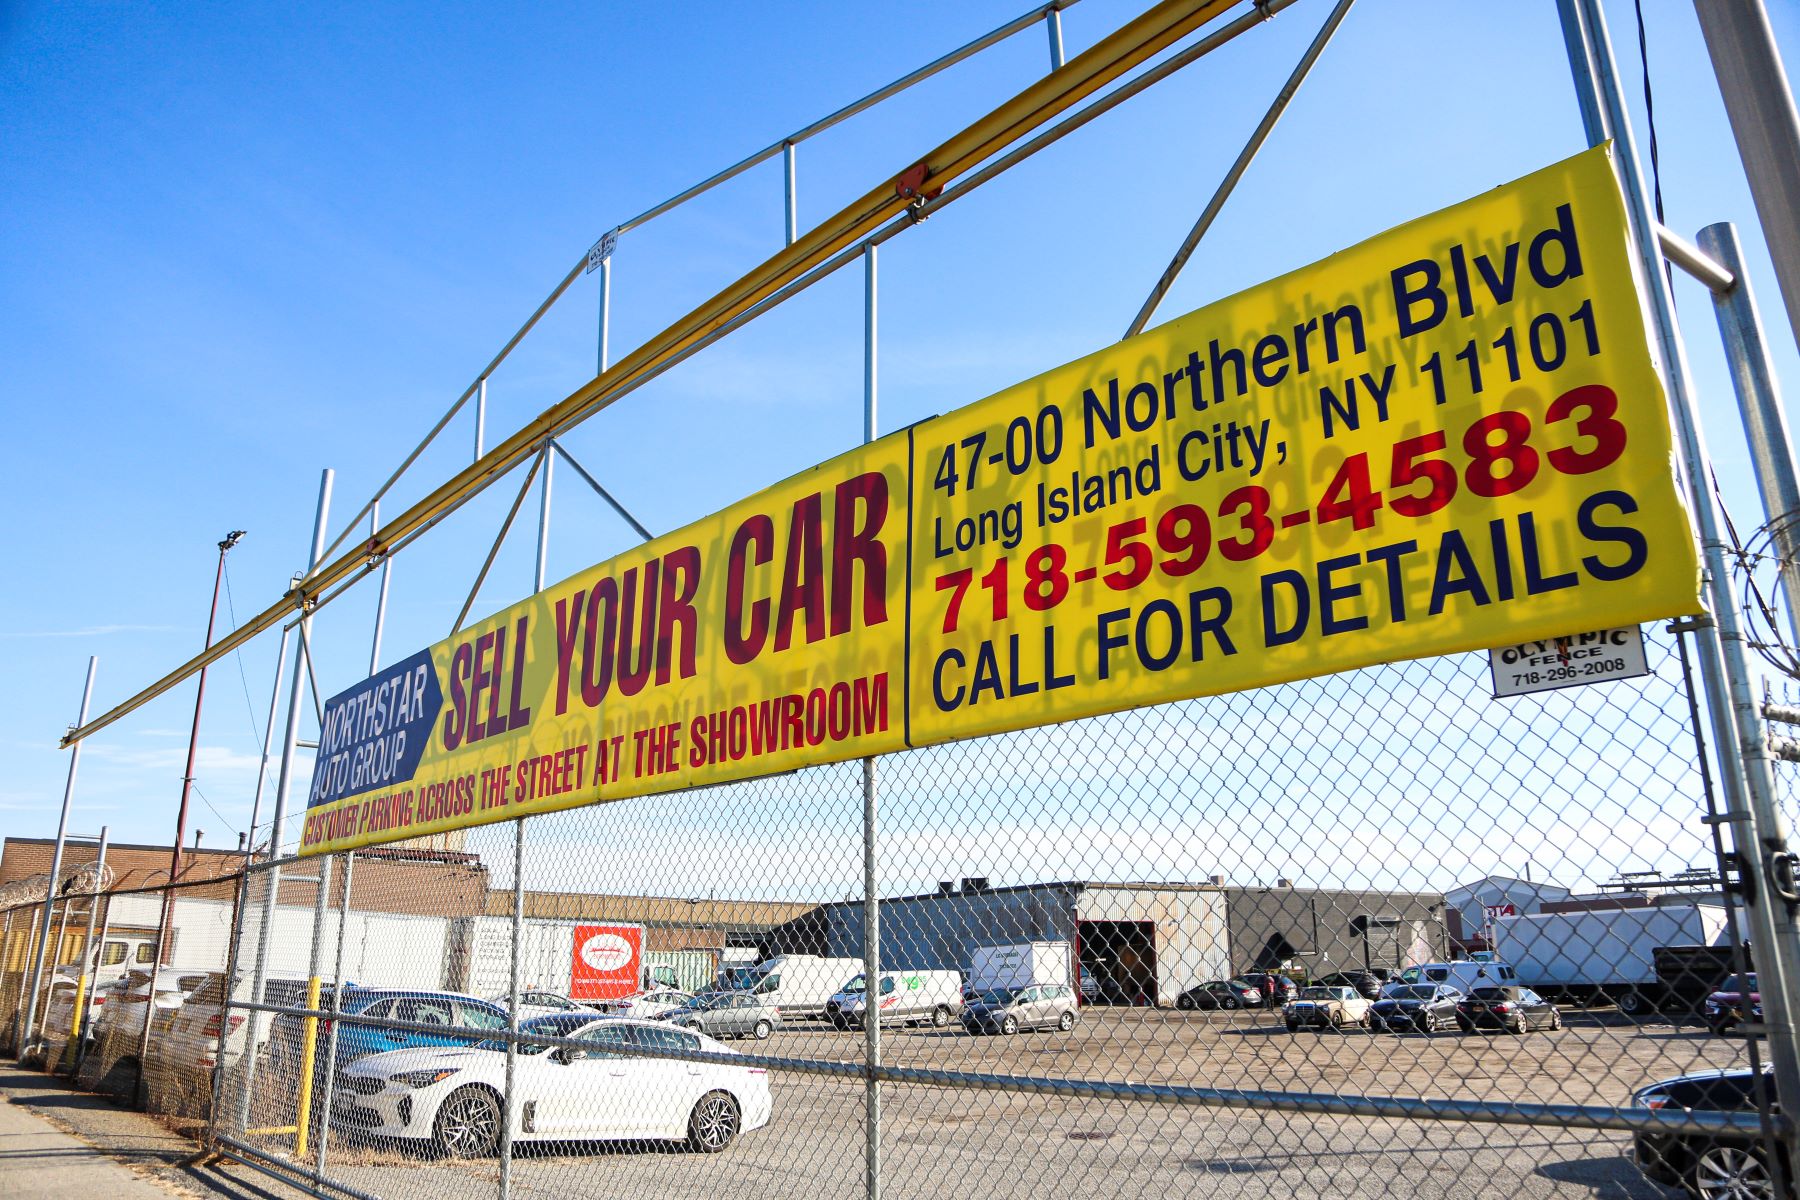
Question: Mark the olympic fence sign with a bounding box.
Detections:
[299,145,1700,856]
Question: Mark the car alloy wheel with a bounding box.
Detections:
[1175,995,1195,1012]
[931,1006,951,1027]
[1058,1010,1076,1032]
[1222,997,1240,1010]
[1691,1143,1774,1200]
[752,1019,772,1040]
[1000,1015,1019,1035]
[433,1087,501,1158]
[687,1091,741,1153]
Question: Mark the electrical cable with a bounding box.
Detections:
[221,560,269,749]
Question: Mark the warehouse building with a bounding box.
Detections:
[770,878,1447,1006]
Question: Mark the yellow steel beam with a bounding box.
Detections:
[63,0,1251,749]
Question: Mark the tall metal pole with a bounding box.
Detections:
[245,627,291,861]
[1558,0,1800,1166]
[1125,0,1354,339]
[20,656,96,1062]
[369,501,391,675]
[238,469,332,1130]
[860,242,882,1200]
[1693,1,1800,363]
[783,141,798,246]
[1697,222,1800,650]
[598,258,613,374]
[142,531,244,1089]
[293,857,333,1157]
[474,378,488,460]
[1046,6,1065,70]
[536,445,554,592]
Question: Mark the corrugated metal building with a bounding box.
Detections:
[772,879,1448,1005]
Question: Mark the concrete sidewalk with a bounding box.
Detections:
[0,1067,312,1200]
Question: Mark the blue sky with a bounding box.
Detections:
[3,1,1798,891]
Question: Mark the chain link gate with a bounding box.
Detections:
[197,620,1781,1200]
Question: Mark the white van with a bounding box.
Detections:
[1399,960,1517,994]
[735,955,863,1019]
[826,970,963,1028]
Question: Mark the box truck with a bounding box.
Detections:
[967,942,1071,994]
[732,955,862,1018]
[1490,904,1732,1013]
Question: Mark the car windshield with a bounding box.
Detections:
[970,989,1019,1005]
[841,974,869,993]
[1720,974,1757,993]
[1385,986,1437,1001]
[1297,988,1336,1000]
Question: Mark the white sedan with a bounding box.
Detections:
[591,988,693,1019]
[329,1015,770,1156]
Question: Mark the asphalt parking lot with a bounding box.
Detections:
[233,1006,1754,1200]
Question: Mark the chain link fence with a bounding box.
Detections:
[167,619,1781,1200]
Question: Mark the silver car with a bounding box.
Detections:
[668,992,782,1040]
[960,984,1079,1035]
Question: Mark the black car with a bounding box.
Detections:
[1313,972,1384,1001]
[1633,1067,1787,1198]
[1456,986,1562,1033]
[1369,984,1462,1034]
[1174,979,1264,1011]
[1236,972,1298,1004]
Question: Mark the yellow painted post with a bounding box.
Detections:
[292,977,322,1157]
[62,976,89,1066]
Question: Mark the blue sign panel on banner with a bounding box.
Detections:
[306,648,443,809]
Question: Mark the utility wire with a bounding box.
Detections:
[221,559,268,750]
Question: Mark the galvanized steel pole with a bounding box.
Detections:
[313,852,352,1174]
[239,470,333,1130]
[499,821,525,1200]
[598,258,613,374]
[1558,0,1800,1165]
[1697,222,1800,651]
[368,502,391,675]
[245,627,291,861]
[1047,6,1066,69]
[20,657,96,1062]
[783,141,798,246]
[861,242,881,1200]
[68,828,107,1069]
[1693,0,1800,363]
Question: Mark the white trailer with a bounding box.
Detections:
[967,942,1071,993]
[1491,904,1731,1012]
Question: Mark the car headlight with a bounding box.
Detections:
[390,1068,459,1089]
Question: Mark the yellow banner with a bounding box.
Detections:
[907,145,1698,743]
[300,442,910,854]
[300,146,1699,856]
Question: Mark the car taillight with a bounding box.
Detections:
[1492,1003,1513,1013]
[202,1014,247,1038]
[1643,1095,1669,1110]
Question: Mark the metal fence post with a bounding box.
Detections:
[369,502,392,675]
[475,377,488,460]
[67,826,108,1071]
[1696,222,1800,649]
[239,469,334,1131]
[293,856,334,1158]
[1046,5,1065,70]
[1557,0,1800,1169]
[598,256,613,374]
[499,821,525,1200]
[314,852,353,1174]
[861,241,881,1200]
[21,656,97,1062]
[205,863,250,1149]
[783,141,798,246]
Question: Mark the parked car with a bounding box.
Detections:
[1705,973,1760,1036]
[269,988,511,1081]
[485,990,597,1020]
[1399,960,1520,994]
[1284,986,1372,1031]
[1455,986,1562,1033]
[149,973,331,1119]
[1236,972,1299,1004]
[1313,971,1386,1001]
[960,984,1079,1035]
[1174,980,1264,1011]
[1631,1067,1786,1198]
[592,989,693,1019]
[330,1016,770,1156]
[1368,984,1463,1034]
[667,992,782,1040]
[79,967,213,1092]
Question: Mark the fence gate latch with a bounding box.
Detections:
[1770,850,1800,906]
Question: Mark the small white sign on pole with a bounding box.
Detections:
[586,228,619,274]
[1489,626,1650,699]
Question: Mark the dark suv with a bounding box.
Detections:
[1632,1067,1786,1197]
[1313,971,1384,1001]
